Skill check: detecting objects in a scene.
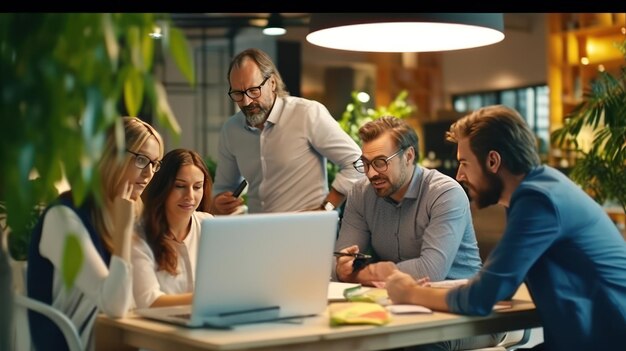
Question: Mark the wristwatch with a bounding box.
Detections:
[323,201,335,211]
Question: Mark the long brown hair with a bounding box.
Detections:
[141,148,213,275]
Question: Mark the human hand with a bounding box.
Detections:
[351,261,397,287]
[415,276,431,287]
[385,270,422,305]
[370,261,397,281]
[112,180,135,260]
[212,192,244,215]
[335,245,361,282]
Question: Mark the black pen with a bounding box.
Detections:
[333,252,372,259]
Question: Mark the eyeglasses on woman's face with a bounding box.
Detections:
[353,148,405,174]
[126,150,161,172]
[228,76,270,102]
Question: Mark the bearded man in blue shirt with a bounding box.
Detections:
[386,104,626,351]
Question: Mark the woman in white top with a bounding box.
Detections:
[27,117,164,350]
[132,149,214,308]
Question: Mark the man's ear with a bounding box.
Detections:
[406,146,416,164]
[486,150,501,173]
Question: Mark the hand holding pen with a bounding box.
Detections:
[333,252,372,259]
[334,246,372,275]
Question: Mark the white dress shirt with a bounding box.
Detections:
[213,96,363,213]
[131,211,213,308]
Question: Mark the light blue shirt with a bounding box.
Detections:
[213,96,363,213]
[333,166,482,281]
[447,166,626,350]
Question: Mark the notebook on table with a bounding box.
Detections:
[135,210,339,328]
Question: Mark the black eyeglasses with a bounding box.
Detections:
[228,76,270,102]
[353,148,405,174]
[126,150,161,172]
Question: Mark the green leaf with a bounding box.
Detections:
[550,37,626,212]
[102,13,119,69]
[337,90,414,147]
[1,13,188,263]
[168,27,195,85]
[126,26,141,69]
[141,26,154,73]
[154,81,181,135]
[61,233,84,290]
[123,68,144,117]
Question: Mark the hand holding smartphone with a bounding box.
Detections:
[232,179,247,198]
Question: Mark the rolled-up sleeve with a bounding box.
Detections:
[308,102,364,195]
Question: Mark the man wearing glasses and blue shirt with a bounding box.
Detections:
[211,48,363,214]
[332,116,500,350]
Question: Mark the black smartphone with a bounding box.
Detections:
[352,256,371,273]
[232,179,247,198]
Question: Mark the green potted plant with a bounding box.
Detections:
[551,38,626,214]
[338,90,414,146]
[0,13,194,348]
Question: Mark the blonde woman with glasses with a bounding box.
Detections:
[27,117,163,351]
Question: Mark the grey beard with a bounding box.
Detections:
[245,112,266,127]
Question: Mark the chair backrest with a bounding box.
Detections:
[462,329,532,351]
[12,292,83,351]
[499,329,532,349]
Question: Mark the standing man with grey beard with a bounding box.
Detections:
[211,48,363,214]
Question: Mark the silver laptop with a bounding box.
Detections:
[135,210,338,328]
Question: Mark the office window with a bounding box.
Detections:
[452,84,550,159]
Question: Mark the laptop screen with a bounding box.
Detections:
[190,210,339,326]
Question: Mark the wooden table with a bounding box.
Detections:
[96,286,541,351]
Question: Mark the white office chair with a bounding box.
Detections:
[464,329,533,351]
[12,292,83,351]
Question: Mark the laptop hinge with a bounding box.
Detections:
[202,306,281,328]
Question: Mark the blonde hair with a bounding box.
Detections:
[94,117,164,252]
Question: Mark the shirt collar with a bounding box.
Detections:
[242,96,283,132]
[266,96,283,125]
[382,166,423,205]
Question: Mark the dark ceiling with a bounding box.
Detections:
[169,13,535,32]
[170,13,310,30]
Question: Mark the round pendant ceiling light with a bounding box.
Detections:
[306,13,505,52]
